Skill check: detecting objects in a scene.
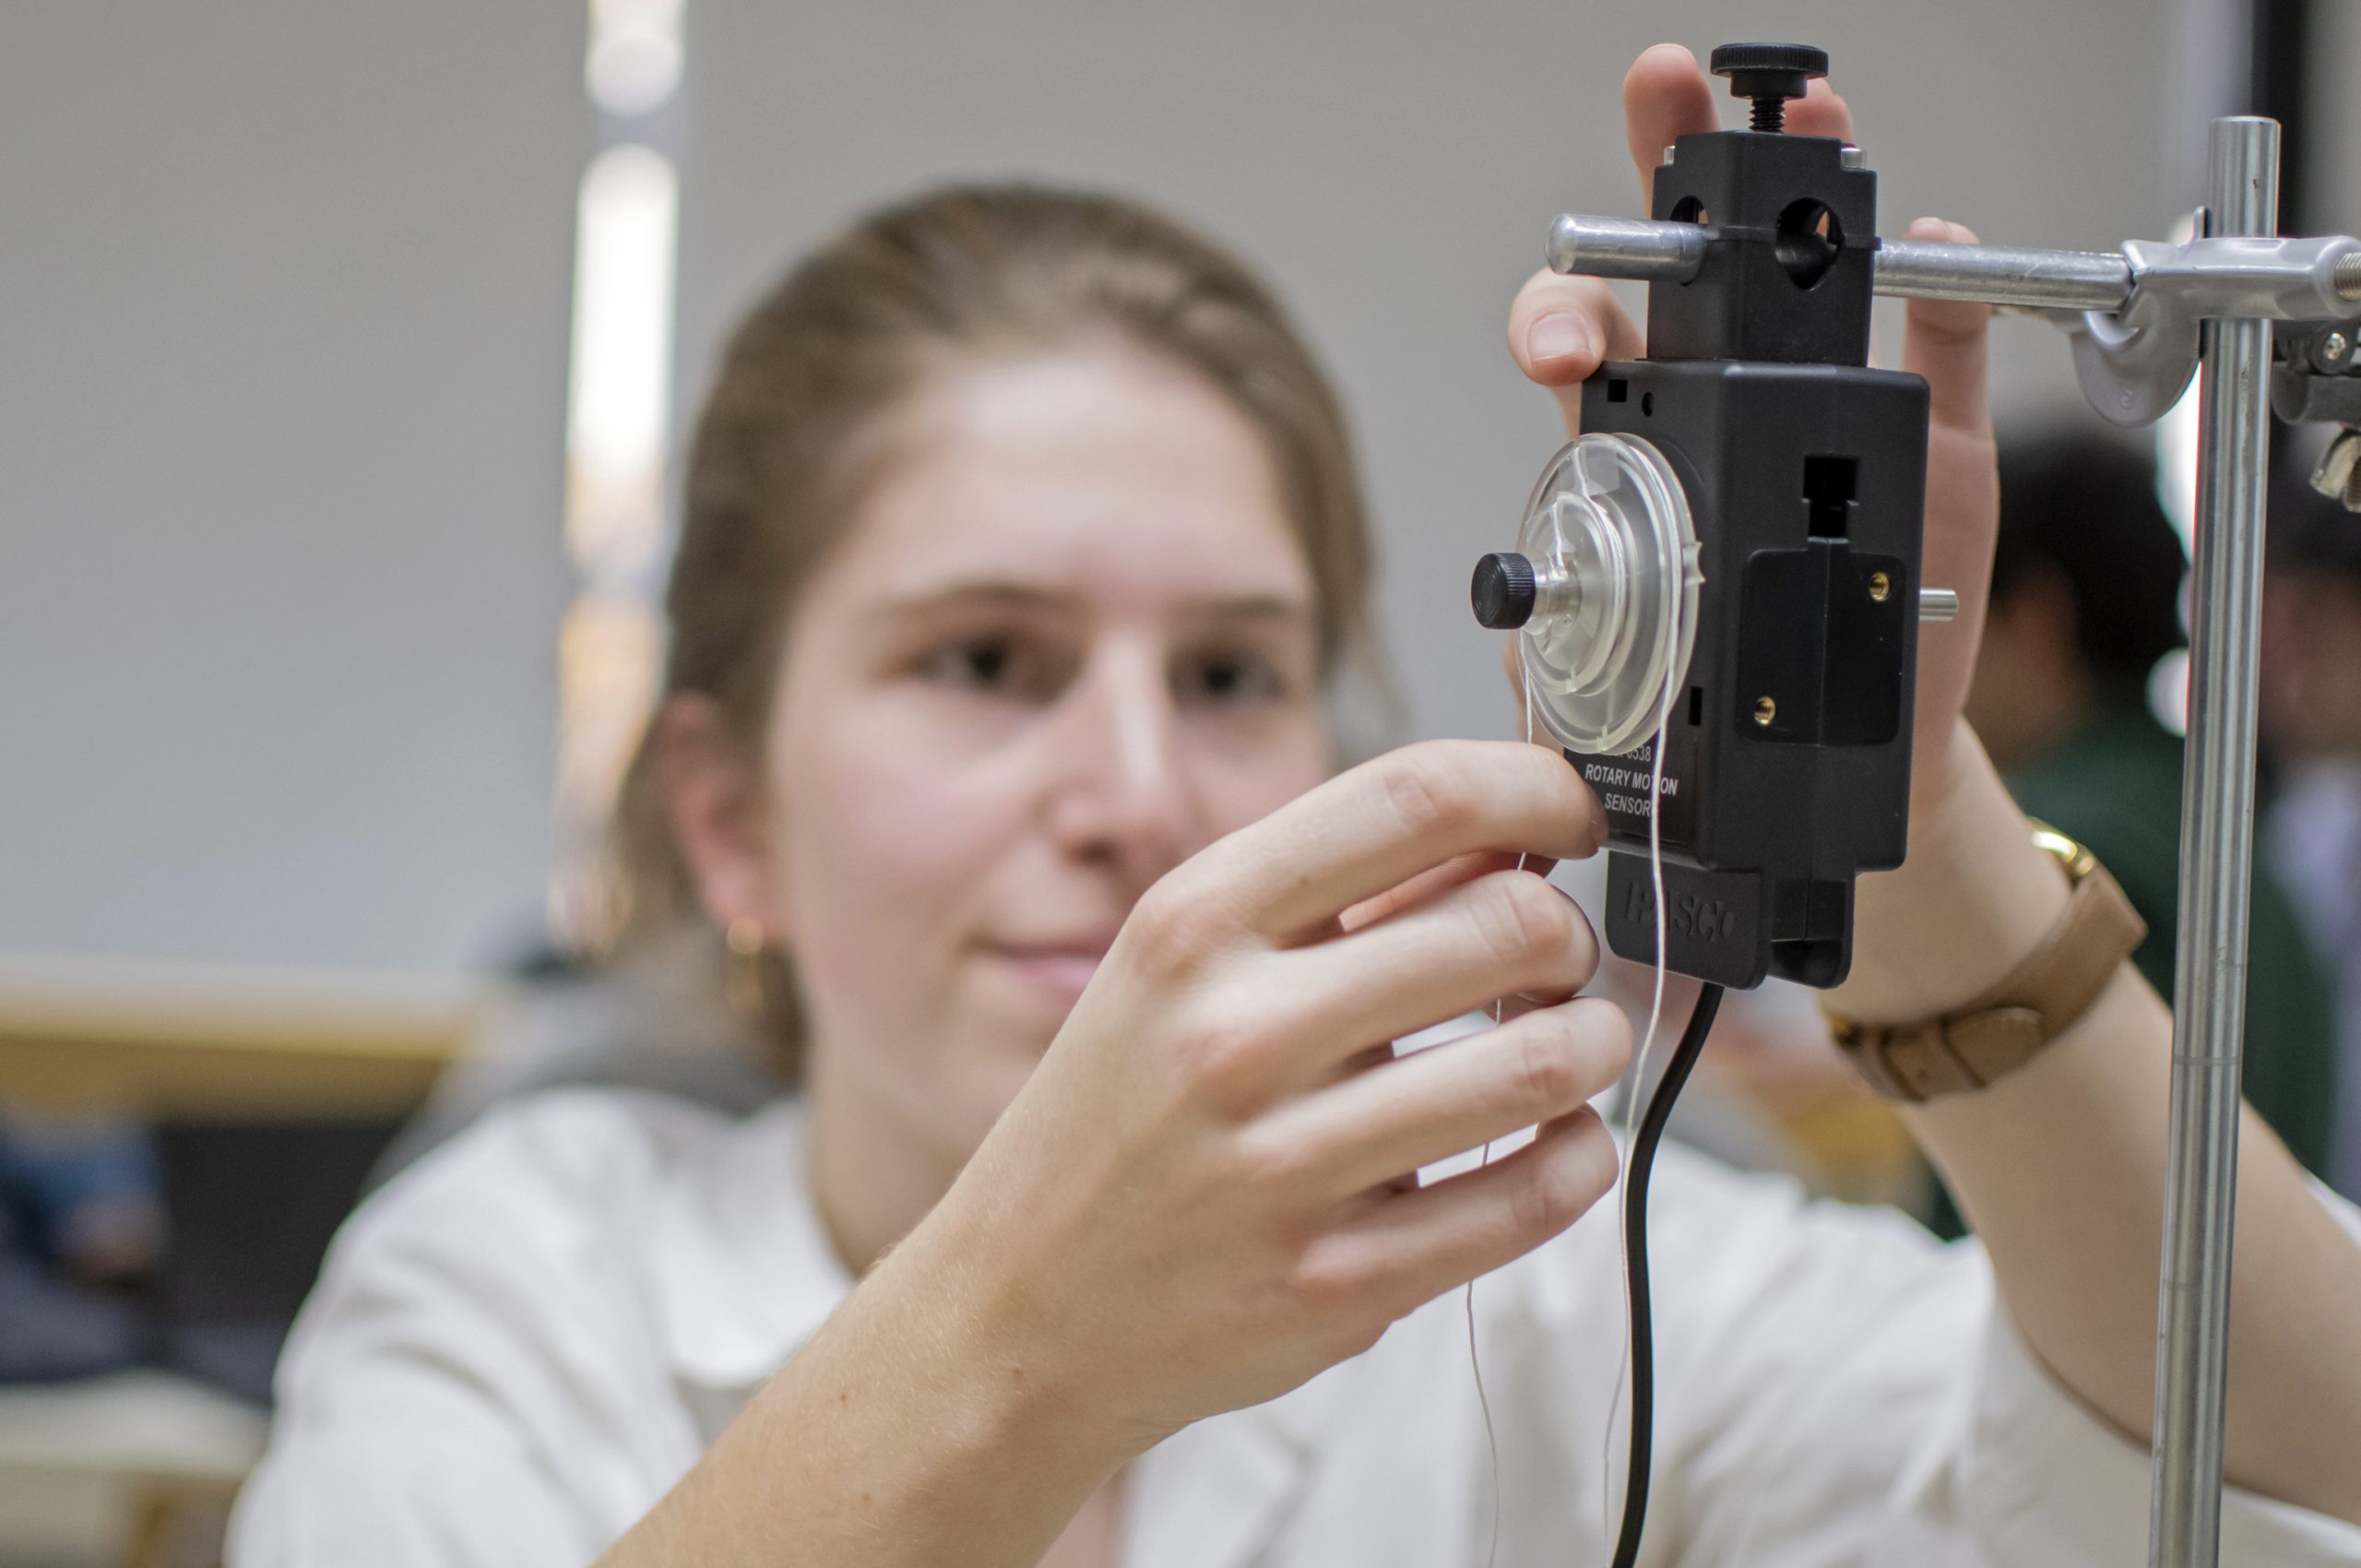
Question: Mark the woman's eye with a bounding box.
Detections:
[1178,648,1284,705]
[923,637,1014,688]
[917,635,1058,697]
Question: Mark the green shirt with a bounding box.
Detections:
[2008,698,2341,1176]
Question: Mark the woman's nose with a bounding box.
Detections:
[1045,647,1197,876]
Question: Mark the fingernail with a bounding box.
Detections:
[1525,313,1596,367]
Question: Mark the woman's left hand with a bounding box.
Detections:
[1499,43,1997,808]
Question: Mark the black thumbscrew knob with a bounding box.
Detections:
[1470,552,1538,630]
[1708,42,1829,134]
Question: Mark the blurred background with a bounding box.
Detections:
[2,1,2356,1563]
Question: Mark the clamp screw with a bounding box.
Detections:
[2311,428,2361,510]
[1709,42,1829,134]
[2322,330,2351,364]
[1470,552,1539,630]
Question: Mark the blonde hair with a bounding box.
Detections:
[611,183,1380,1068]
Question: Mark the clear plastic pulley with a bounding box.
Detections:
[1507,432,1703,756]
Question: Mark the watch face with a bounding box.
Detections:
[1513,433,1702,757]
[2026,820,2096,883]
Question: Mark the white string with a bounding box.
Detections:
[1598,511,1686,1562]
[1465,668,1539,1568]
[1464,1219,1503,1568]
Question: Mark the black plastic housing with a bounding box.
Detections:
[1571,126,1930,990]
[1647,129,1879,364]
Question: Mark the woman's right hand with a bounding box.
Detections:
[921,737,1630,1453]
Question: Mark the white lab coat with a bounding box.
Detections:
[228,1089,2361,1566]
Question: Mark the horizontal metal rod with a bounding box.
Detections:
[1873,237,2133,313]
[1548,215,2361,323]
[1546,214,1709,283]
[1539,214,1709,284]
[1546,215,2134,312]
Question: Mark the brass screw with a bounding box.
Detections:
[1753,695,1777,726]
[1868,571,1892,602]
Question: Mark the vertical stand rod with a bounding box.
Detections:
[2148,114,2279,1568]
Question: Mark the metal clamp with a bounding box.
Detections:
[2058,233,2361,426]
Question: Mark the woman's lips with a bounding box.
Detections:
[985,940,1112,1005]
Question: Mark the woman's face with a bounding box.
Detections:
[758,345,1333,1158]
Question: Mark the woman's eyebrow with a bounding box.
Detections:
[874,581,1312,620]
[875,581,1071,614]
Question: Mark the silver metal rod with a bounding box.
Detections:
[1547,215,2361,327]
[1872,237,2133,312]
[1546,214,1707,282]
[1544,215,2135,313]
[2149,115,2278,1568]
[1916,587,1960,623]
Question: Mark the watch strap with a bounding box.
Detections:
[1826,830,2147,1103]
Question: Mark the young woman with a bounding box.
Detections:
[231,48,2361,1567]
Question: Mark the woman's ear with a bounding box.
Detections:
[655,693,787,944]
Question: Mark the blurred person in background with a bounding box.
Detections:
[2262,469,2361,1201]
[226,51,2361,1568]
[0,1114,160,1381]
[1964,433,2339,1186]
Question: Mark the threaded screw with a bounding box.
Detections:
[1709,43,1827,137]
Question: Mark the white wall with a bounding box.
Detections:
[672,0,2182,751]
[10,2,2321,976]
[0,2,586,970]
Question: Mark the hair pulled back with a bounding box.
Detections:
[608,183,1378,1068]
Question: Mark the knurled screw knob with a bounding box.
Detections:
[1709,42,1829,134]
[1470,552,1538,629]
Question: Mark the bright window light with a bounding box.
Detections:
[564,143,677,591]
[552,107,682,944]
[2149,208,2200,745]
[2157,375,2202,558]
[587,0,683,116]
[2153,210,2203,555]
[2148,646,2190,738]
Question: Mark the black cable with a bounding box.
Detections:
[1607,980,1725,1568]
